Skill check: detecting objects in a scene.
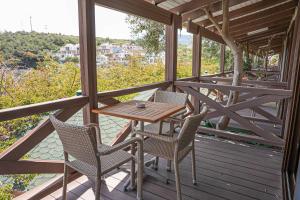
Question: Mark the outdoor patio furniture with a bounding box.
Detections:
[144,90,188,170]
[135,106,208,200]
[50,115,144,200]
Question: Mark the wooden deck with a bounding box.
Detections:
[41,135,283,200]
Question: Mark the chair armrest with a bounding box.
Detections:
[135,131,177,143]
[99,137,143,156]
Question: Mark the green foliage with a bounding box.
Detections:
[0,183,13,200]
[126,16,165,55]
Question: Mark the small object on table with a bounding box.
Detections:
[136,102,146,108]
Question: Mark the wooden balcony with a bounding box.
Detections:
[2,0,300,199]
[17,135,283,200]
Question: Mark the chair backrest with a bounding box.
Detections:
[176,106,208,151]
[154,90,187,106]
[50,115,98,166]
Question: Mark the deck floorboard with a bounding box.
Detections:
[43,135,283,200]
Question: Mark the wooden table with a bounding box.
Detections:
[92,100,185,123]
[92,100,185,190]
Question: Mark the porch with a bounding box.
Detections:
[1,0,300,199]
[20,135,283,200]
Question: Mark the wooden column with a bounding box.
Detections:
[220,44,225,74]
[192,33,202,114]
[282,3,300,198]
[78,0,98,124]
[165,14,180,90]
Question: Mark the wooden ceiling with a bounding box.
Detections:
[144,0,298,54]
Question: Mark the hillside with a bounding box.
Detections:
[0,31,130,68]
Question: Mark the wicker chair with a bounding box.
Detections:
[50,115,144,200]
[135,106,208,200]
[144,90,188,135]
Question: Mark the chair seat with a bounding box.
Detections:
[144,122,171,134]
[143,136,192,161]
[67,144,133,176]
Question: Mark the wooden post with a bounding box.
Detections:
[78,0,98,124]
[165,14,179,91]
[192,33,202,114]
[220,44,225,74]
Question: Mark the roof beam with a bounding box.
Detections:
[231,17,292,36]
[170,0,220,15]
[187,21,225,44]
[182,0,249,22]
[236,26,287,42]
[95,0,181,25]
[198,0,294,27]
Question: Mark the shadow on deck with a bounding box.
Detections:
[42,135,283,200]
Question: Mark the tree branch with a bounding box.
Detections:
[203,8,222,34]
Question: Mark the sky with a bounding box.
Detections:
[0,0,132,39]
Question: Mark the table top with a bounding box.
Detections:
[92,100,185,123]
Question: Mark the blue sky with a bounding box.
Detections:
[0,0,132,39]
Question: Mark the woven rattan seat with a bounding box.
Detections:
[136,106,208,200]
[50,116,144,200]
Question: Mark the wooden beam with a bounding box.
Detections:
[182,0,248,22]
[227,2,296,28]
[165,14,178,88]
[237,27,287,42]
[170,0,219,15]
[0,160,66,174]
[198,127,284,147]
[95,0,180,25]
[199,0,294,27]
[191,32,202,114]
[0,107,81,161]
[187,21,225,44]
[0,96,88,122]
[220,44,225,73]
[97,81,170,99]
[174,81,293,96]
[192,33,202,78]
[231,18,291,38]
[79,0,98,124]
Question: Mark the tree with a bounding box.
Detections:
[203,0,243,130]
[126,15,165,55]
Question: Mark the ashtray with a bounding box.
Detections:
[136,102,146,108]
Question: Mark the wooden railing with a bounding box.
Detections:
[174,80,292,147]
[0,75,291,198]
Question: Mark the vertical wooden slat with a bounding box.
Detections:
[220,44,225,74]
[78,0,98,124]
[191,33,202,114]
[165,14,179,91]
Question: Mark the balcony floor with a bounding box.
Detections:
[42,135,283,200]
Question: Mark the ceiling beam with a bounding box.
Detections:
[226,2,295,28]
[182,0,248,22]
[231,17,291,36]
[236,26,287,42]
[198,0,294,27]
[95,0,181,26]
[187,21,225,44]
[170,0,220,15]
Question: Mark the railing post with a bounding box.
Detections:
[165,14,180,91]
[192,32,202,114]
[78,0,98,124]
[220,44,225,74]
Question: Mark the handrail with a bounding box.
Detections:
[97,81,171,99]
[0,96,89,122]
[174,81,293,96]
[199,76,288,88]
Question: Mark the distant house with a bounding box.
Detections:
[96,54,109,66]
[56,43,80,61]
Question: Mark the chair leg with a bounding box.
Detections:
[62,164,68,200]
[154,157,159,170]
[174,160,182,200]
[95,175,101,200]
[137,146,144,200]
[166,160,171,172]
[191,146,197,185]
